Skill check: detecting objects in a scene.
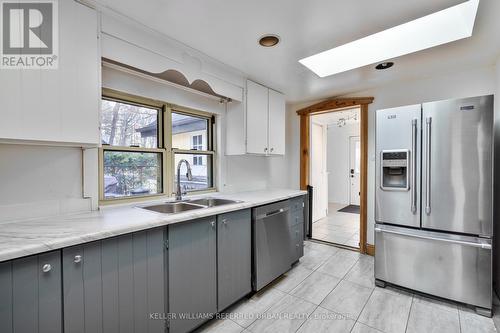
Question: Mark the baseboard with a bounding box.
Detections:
[366,244,375,256]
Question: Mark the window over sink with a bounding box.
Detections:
[99,90,216,202]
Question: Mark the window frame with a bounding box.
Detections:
[170,107,216,194]
[99,89,217,204]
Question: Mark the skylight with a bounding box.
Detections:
[299,0,480,77]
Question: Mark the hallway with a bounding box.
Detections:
[312,203,360,247]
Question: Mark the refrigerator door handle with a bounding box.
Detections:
[425,117,432,215]
[411,119,417,214]
[375,226,492,249]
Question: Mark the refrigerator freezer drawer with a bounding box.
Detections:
[375,224,492,309]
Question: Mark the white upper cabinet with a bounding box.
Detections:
[268,89,286,155]
[0,0,99,146]
[246,80,269,154]
[226,80,285,156]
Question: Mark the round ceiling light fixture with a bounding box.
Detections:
[375,62,394,70]
[259,34,280,47]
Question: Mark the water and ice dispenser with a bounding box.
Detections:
[380,150,409,190]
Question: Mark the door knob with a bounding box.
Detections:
[74,255,82,263]
[42,264,52,273]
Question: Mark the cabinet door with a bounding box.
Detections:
[0,0,99,145]
[0,261,13,333]
[0,251,62,333]
[168,217,217,333]
[217,209,252,311]
[246,80,269,154]
[100,228,165,333]
[268,89,286,155]
[63,242,103,333]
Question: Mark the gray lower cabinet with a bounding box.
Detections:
[62,227,165,333]
[290,196,305,262]
[217,209,252,311]
[168,217,217,333]
[0,251,62,333]
[63,241,103,333]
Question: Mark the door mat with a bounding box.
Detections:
[338,205,360,214]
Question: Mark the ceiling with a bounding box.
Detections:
[94,0,500,103]
[312,108,360,126]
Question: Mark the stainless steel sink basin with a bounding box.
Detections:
[140,202,204,214]
[187,198,240,207]
[139,197,242,214]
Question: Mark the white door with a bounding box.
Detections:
[311,122,328,222]
[349,136,361,205]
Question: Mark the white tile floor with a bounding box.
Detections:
[196,241,499,333]
[312,203,360,247]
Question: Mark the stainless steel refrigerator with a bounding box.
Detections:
[375,95,494,316]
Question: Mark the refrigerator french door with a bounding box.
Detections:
[375,104,421,228]
[421,97,493,236]
[374,95,494,315]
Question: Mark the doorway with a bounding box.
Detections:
[309,109,361,248]
[297,97,373,254]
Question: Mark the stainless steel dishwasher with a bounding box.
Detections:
[252,200,292,291]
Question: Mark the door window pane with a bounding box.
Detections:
[172,112,208,150]
[101,99,158,148]
[174,153,212,191]
[103,150,162,198]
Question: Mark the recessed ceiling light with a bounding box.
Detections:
[299,0,480,77]
[259,35,280,47]
[375,62,394,70]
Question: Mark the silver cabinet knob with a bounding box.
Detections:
[222,219,227,225]
[270,148,274,152]
[42,264,52,273]
[74,255,82,264]
[264,147,268,152]
[211,221,216,228]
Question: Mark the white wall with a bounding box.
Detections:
[0,144,91,223]
[273,65,497,245]
[326,122,360,204]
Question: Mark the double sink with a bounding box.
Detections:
[140,198,241,214]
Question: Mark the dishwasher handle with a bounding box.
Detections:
[256,207,289,220]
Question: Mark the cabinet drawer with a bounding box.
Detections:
[291,212,304,227]
[375,224,492,309]
[290,196,305,212]
[290,224,304,262]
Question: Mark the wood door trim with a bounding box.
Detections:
[297,97,374,116]
[298,97,373,254]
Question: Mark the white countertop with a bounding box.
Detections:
[0,189,306,262]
